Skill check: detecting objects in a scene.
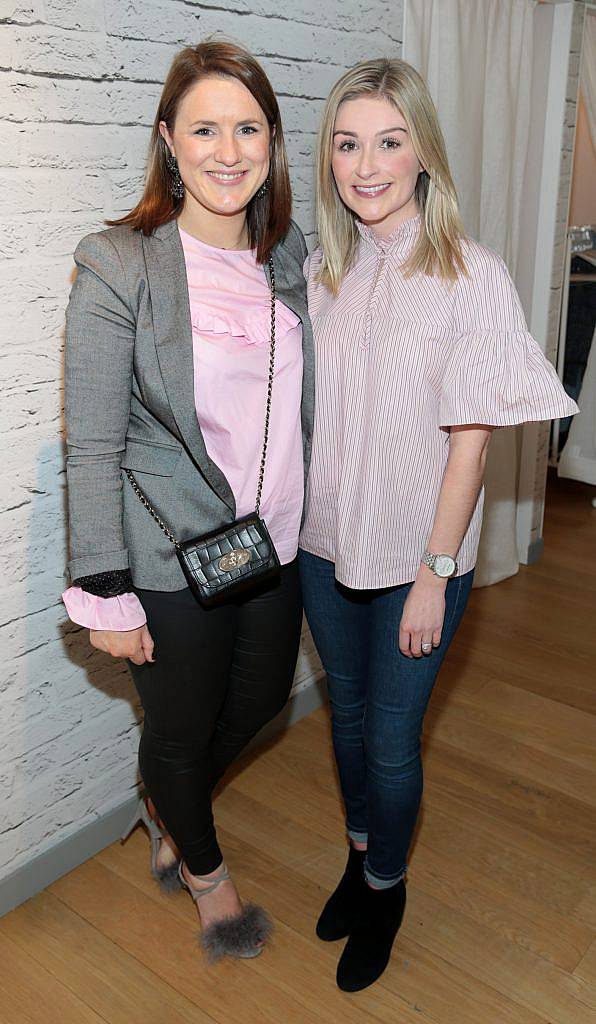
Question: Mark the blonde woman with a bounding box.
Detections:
[298,58,577,992]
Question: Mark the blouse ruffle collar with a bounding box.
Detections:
[356,212,422,256]
[191,306,284,347]
[180,225,300,347]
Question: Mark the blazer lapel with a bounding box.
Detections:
[269,244,315,458]
[268,243,309,327]
[143,220,236,513]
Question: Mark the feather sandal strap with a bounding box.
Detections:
[178,861,273,961]
[138,798,166,844]
[178,861,230,900]
[120,797,181,893]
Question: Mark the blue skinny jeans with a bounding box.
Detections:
[299,549,473,888]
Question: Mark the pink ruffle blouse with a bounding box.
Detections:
[63,226,304,630]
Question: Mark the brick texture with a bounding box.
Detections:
[0,0,403,880]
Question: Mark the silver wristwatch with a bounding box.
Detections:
[422,551,458,578]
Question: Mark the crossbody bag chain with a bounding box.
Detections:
[124,255,277,547]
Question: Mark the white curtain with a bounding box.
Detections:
[581,11,596,147]
[404,0,536,586]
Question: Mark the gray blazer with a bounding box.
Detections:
[64,218,314,591]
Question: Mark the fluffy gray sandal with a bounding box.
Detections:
[120,797,181,893]
[178,861,273,960]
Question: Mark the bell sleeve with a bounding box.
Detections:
[439,246,578,428]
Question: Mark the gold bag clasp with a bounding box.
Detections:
[218,549,252,572]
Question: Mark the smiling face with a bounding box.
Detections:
[160,75,271,239]
[331,94,422,237]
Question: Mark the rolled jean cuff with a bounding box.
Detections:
[347,827,368,845]
[364,860,407,889]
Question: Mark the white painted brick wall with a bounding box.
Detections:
[0,0,403,880]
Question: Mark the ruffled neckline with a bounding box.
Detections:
[356,212,421,256]
[180,223,301,347]
[192,306,287,347]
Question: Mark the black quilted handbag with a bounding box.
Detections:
[176,513,279,606]
[124,257,281,607]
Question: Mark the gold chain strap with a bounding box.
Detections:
[124,254,276,537]
[255,256,276,517]
[124,469,181,548]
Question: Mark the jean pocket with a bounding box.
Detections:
[443,573,466,637]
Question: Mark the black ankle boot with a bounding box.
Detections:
[336,879,406,992]
[316,845,367,941]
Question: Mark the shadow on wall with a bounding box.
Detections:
[51,302,144,844]
[0,341,143,886]
[57,261,143,821]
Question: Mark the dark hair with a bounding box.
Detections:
[109,39,292,263]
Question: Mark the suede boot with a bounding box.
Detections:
[336,878,406,991]
[316,845,367,941]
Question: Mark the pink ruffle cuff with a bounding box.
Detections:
[62,587,147,631]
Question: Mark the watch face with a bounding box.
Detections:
[434,554,456,577]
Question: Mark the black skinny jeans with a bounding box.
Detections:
[128,560,302,875]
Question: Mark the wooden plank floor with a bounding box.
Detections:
[2,471,596,1024]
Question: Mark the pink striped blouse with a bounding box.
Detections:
[299,214,578,590]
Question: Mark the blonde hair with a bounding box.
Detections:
[316,58,467,293]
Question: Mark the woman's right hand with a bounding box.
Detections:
[89,624,155,665]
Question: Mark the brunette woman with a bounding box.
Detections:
[62,40,313,960]
[299,58,577,991]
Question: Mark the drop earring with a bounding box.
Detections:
[166,152,185,200]
[255,176,271,200]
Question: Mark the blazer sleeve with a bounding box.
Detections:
[286,218,309,266]
[64,231,136,581]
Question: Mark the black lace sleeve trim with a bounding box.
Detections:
[73,568,134,598]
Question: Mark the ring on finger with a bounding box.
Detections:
[421,642,433,653]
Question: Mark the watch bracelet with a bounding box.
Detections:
[422,551,458,577]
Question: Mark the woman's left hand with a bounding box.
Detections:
[398,572,447,658]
